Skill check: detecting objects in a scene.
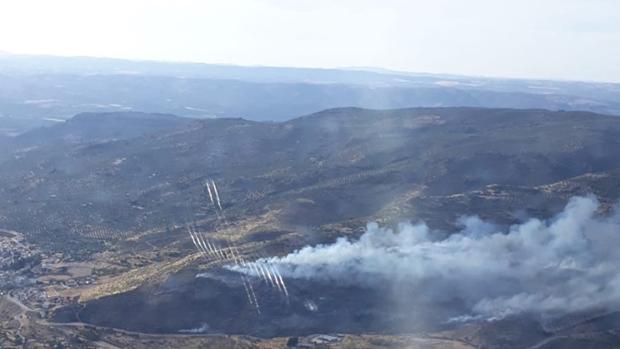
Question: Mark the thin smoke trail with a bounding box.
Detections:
[194,177,277,313]
[263,262,277,288]
[213,243,224,260]
[268,263,283,293]
[188,227,200,252]
[203,235,216,258]
[205,178,223,219]
[206,239,217,256]
[228,243,241,266]
[257,261,272,286]
[241,275,255,307]
[246,277,261,315]
[255,262,268,283]
[205,238,217,258]
[211,180,223,211]
[188,226,203,254]
[193,228,208,255]
[206,180,215,206]
[212,241,225,262]
[216,244,226,260]
[271,264,289,298]
[257,252,281,291]
[276,268,289,298]
[272,264,285,293]
[223,246,233,262]
[249,261,261,279]
[235,252,261,313]
[189,226,202,254]
[198,230,217,261]
[232,245,244,265]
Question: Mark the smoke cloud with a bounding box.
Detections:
[256,196,620,319]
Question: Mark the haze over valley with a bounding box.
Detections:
[2,53,620,136]
[1,1,620,348]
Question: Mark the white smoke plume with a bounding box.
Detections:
[255,196,620,318]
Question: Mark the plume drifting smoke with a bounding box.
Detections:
[253,196,620,319]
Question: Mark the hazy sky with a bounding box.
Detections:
[1,0,619,82]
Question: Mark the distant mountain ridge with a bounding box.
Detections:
[1,53,619,135]
[12,111,190,147]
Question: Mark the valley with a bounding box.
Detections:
[1,107,620,348]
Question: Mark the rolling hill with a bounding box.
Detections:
[2,106,620,347]
[1,107,619,249]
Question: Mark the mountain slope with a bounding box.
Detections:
[3,107,620,346]
[1,107,619,251]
